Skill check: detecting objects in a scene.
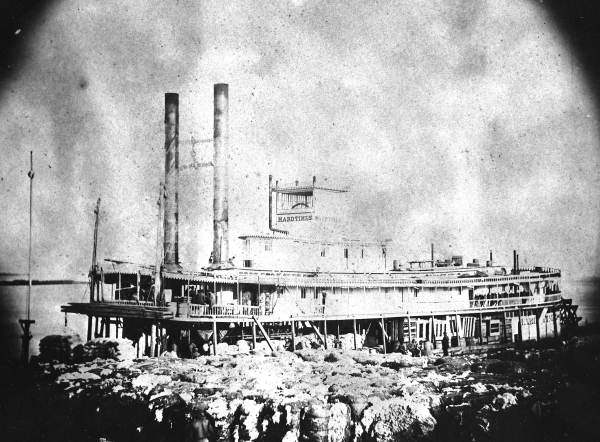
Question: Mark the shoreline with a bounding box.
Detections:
[2,326,600,441]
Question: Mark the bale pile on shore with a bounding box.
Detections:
[25,333,600,441]
[39,333,82,363]
[73,338,137,362]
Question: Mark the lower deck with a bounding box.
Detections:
[62,296,578,358]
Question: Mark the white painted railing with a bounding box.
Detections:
[101,299,155,306]
[234,269,560,288]
[188,304,262,317]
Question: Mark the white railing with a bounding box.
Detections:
[100,299,156,306]
[288,293,564,320]
[188,304,262,317]
[234,269,560,288]
[468,293,562,308]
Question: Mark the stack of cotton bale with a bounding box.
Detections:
[39,333,82,363]
[80,338,137,361]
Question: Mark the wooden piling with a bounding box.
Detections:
[252,322,257,349]
[352,318,357,350]
[380,317,386,354]
[431,316,436,348]
[291,320,296,351]
[87,316,92,341]
[517,309,523,343]
[323,319,328,349]
[479,312,483,344]
[552,307,558,338]
[535,309,541,341]
[212,317,218,355]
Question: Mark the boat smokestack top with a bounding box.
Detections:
[212,83,229,266]
[163,93,180,270]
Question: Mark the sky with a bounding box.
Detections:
[0,0,599,281]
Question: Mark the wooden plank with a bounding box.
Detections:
[252,316,274,351]
[307,320,326,347]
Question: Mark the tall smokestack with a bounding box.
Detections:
[213,84,229,265]
[163,93,180,270]
[513,250,517,274]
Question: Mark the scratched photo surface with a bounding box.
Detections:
[0,0,599,355]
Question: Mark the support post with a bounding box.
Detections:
[252,316,274,351]
[307,321,326,348]
[407,315,412,342]
[553,307,558,338]
[152,324,157,356]
[431,316,436,348]
[291,319,296,351]
[323,319,328,349]
[252,322,257,349]
[479,312,483,345]
[502,313,508,343]
[87,317,93,341]
[212,317,218,355]
[535,309,541,341]
[517,308,523,343]
[353,318,357,350]
[380,317,386,354]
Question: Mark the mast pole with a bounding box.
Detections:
[20,151,35,364]
[27,151,33,321]
[87,198,100,340]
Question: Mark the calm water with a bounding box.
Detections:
[1,278,598,360]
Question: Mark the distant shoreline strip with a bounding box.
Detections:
[0,280,88,286]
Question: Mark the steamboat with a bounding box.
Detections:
[62,84,579,356]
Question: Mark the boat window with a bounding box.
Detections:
[300,287,306,299]
[489,321,500,335]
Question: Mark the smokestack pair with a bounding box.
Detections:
[161,85,230,269]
